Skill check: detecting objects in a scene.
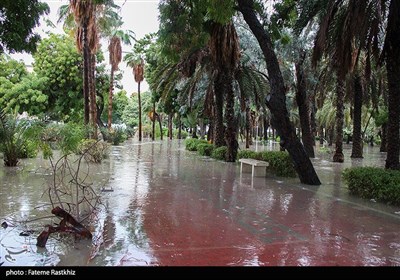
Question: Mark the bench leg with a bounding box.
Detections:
[252,166,266,177]
[241,163,252,173]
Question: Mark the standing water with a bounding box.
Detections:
[0,140,399,266]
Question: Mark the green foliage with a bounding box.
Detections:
[0,55,48,115]
[197,143,214,156]
[77,139,109,163]
[0,111,45,166]
[343,167,400,206]
[374,109,388,127]
[261,151,296,177]
[40,122,86,157]
[101,90,129,124]
[237,150,262,160]
[0,0,49,54]
[237,149,296,177]
[33,34,83,121]
[211,146,228,161]
[17,139,38,159]
[101,127,127,145]
[58,123,87,155]
[184,138,208,151]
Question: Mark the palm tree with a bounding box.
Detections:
[209,21,241,161]
[107,35,121,129]
[126,58,145,141]
[384,1,400,169]
[68,0,100,138]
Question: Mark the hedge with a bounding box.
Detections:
[343,167,400,206]
[237,149,296,177]
[211,146,227,161]
[197,143,215,156]
[184,138,208,151]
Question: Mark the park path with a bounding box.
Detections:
[1,140,399,266]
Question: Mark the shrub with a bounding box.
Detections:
[0,112,45,166]
[77,139,109,163]
[101,127,127,145]
[211,146,227,161]
[237,149,296,177]
[17,139,38,159]
[197,143,214,156]
[261,151,296,177]
[343,167,400,206]
[237,150,262,160]
[184,138,208,151]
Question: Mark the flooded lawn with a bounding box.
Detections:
[1,140,399,266]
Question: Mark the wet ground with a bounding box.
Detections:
[0,140,399,266]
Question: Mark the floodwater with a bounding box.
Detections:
[0,139,399,266]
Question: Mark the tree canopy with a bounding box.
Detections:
[0,0,49,54]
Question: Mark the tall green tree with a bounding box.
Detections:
[237,0,321,185]
[0,0,49,54]
[384,1,400,169]
[33,34,83,121]
[0,55,48,116]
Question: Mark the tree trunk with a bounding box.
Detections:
[82,24,90,125]
[245,104,251,149]
[333,76,345,162]
[380,123,387,152]
[295,53,315,158]
[107,69,114,130]
[178,116,182,140]
[168,113,173,140]
[89,53,97,139]
[351,74,364,158]
[152,102,155,141]
[385,0,400,170]
[214,73,225,147]
[158,114,163,140]
[207,119,213,142]
[238,0,321,185]
[319,126,324,145]
[138,82,142,141]
[225,74,237,162]
[328,127,334,146]
[97,93,105,128]
[263,117,269,141]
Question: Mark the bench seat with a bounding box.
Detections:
[239,158,269,177]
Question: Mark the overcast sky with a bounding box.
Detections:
[10,0,160,93]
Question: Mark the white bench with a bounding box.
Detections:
[239,158,269,177]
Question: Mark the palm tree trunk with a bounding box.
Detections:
[89,53,97,139]
[207,119,212,142]
[178,116,182,140]
[152,102,155,141]
[138,82,142,141]
[245,104,251,149]
[385,0,400,170]
[380,123,387,152]
[238,0,321,185]
[224,74,237,162]
[158,114,163,140]
[83,24,90,125]
[333,76,345,162]
[351,74,363,158]
[107,69,114,130]
[263,117,269,141]
[295,54,315,158]
[214,73,225,147]
[168,113,173,140]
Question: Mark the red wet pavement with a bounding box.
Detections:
[119,141,400,266]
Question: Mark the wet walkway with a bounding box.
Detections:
[1,140,400,266]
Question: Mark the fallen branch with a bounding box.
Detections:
[36,207,92,247]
